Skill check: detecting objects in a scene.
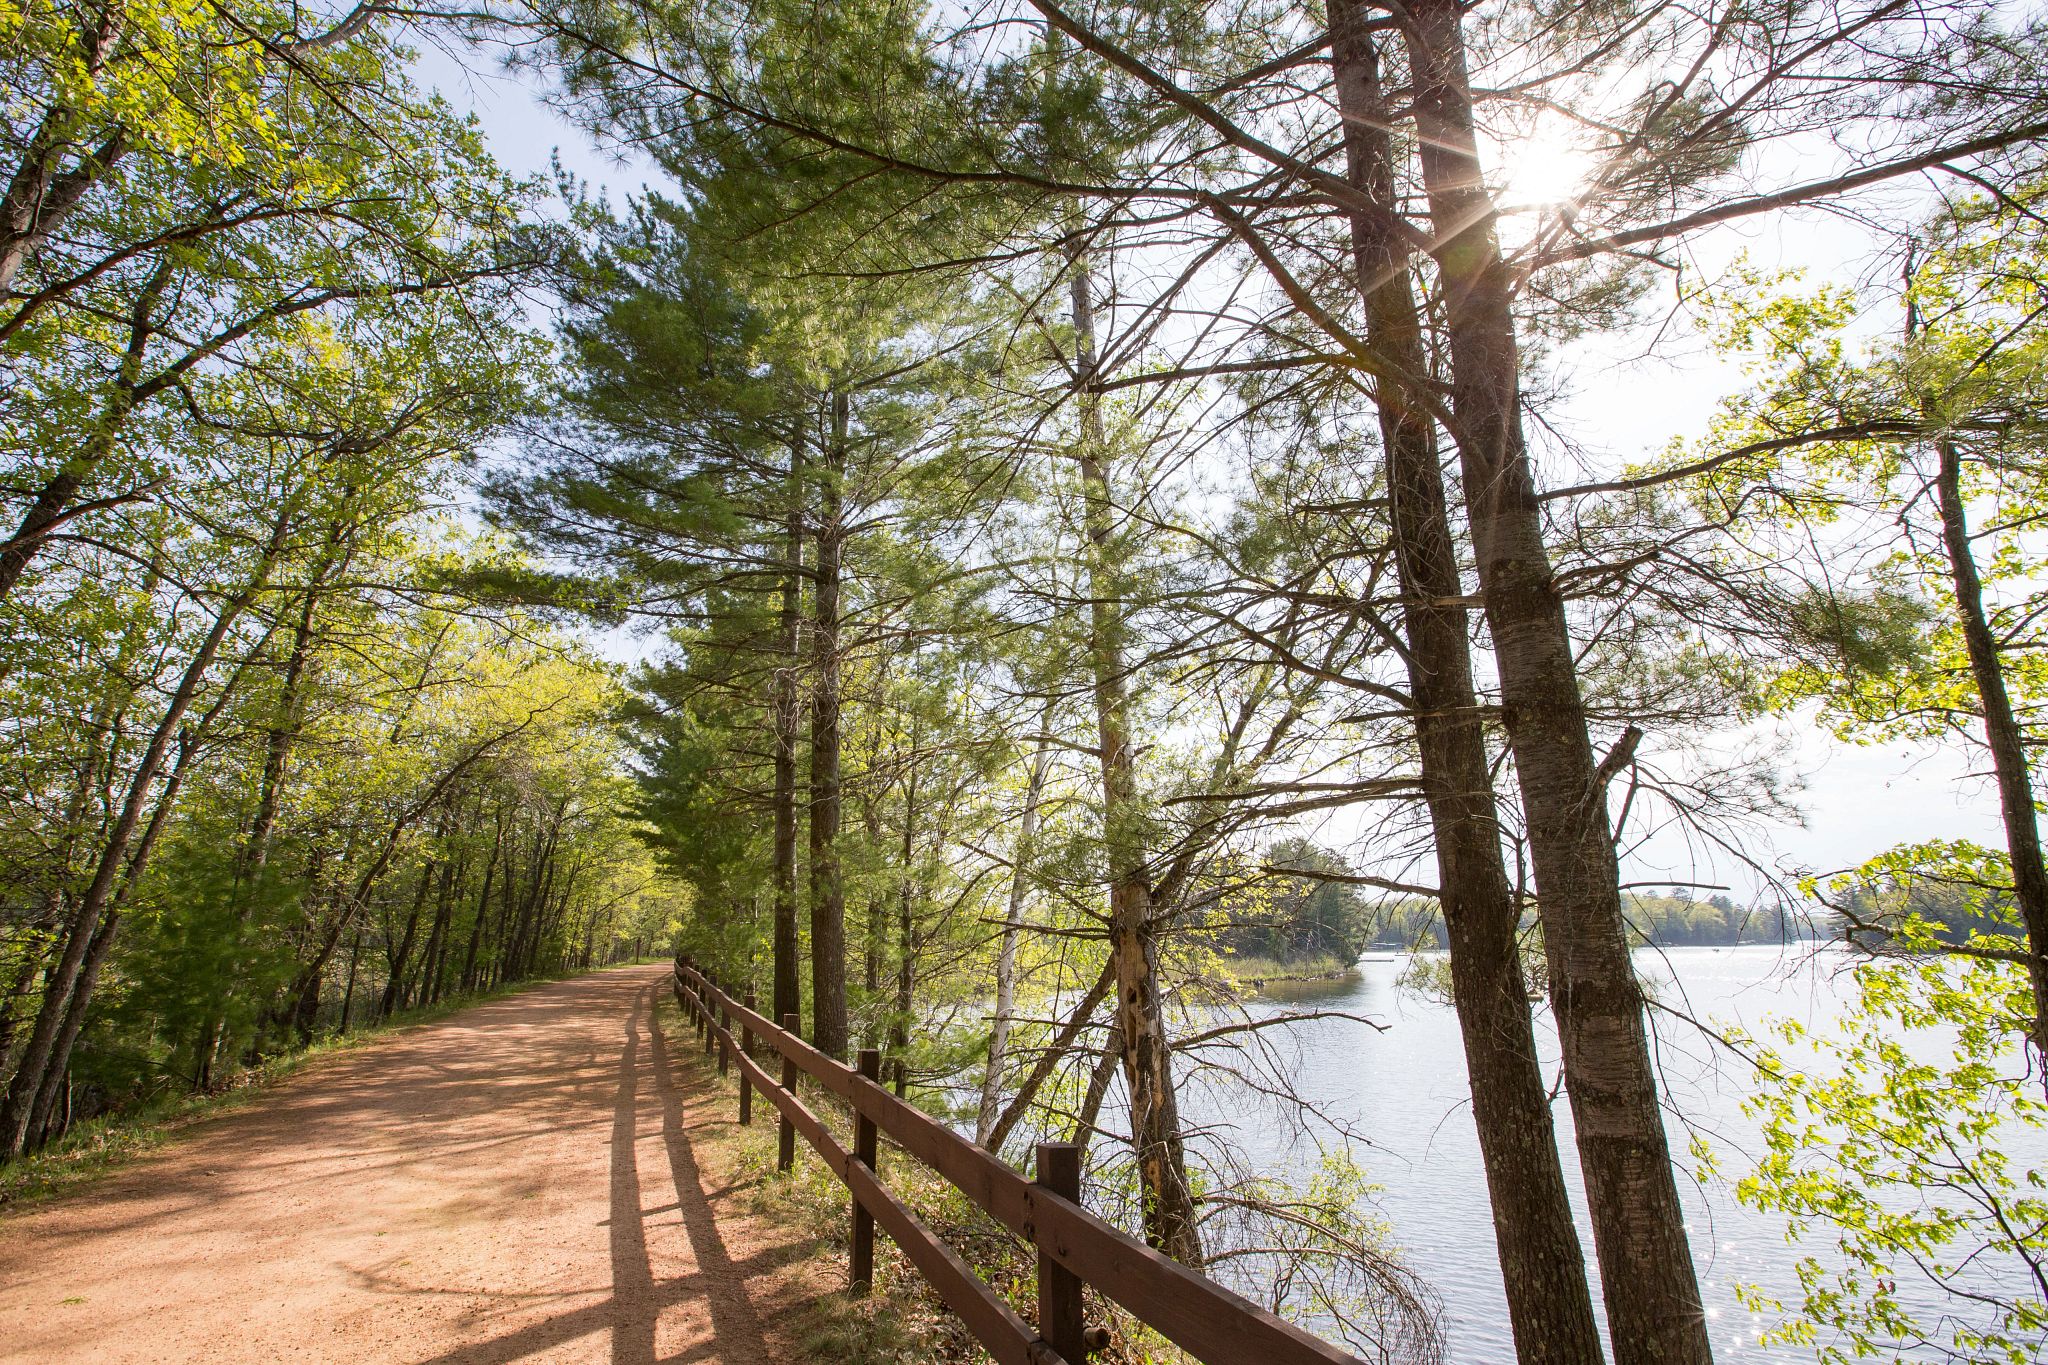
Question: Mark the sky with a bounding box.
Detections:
[1532,217,2005,898]
[412,40,2010,907]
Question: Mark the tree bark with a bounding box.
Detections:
[0,6,128,297]
[1933,435,2048,1071]
[1401,4,1711,1359]
[340,927,363,1033]
[890,757,917,1097]
[460,814,502,993]
[985,959,1116,1155]
[418,854,458,1007]
[1,507,287,1157]
[241,532,346,876]
[198,534,346,1086]
[1069,251,1202,1267]
[0,930,50,1082]
[859,895,885,1041]
[281,725,531,1041]
[0,261,166,603]
[978,731,1052,1145]
[1327,10,1606,1362]
[808,389,849,1059]
[485,826,521,991]
[862,798,886,1048]
[772,439,806,1027]
[378,861,433,1022]
[31,706,213,1136]
[1070,1033,1123,1151]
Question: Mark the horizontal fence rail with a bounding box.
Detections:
[671,959,1364,1365]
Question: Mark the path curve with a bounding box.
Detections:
[0,964,825,1363]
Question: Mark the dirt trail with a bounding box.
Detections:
[0,964,828,1363]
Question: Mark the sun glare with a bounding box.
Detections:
[1493,122,1598,212]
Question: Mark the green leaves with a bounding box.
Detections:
[1734,950,2048,1363]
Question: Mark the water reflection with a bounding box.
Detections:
[1209,944,1996,1363]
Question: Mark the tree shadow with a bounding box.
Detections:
[0,967,814,1365]
[407,978,799,1365]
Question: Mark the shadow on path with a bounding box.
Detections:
[0,966,821,1365]
[412,980,794,1365]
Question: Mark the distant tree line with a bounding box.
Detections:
[1208,839,1378,967]
[1625,894,1817,948]
[1827,870,2018,951]
[1211,849,1817,966]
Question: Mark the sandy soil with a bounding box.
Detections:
[0,964,830,1363]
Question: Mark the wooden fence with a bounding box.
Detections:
[671,959,1365,1365]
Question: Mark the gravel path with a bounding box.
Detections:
[0,964,825,1363]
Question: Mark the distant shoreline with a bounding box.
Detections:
[1228,957,1371,990]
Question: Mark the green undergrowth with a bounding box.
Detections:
[657,995,1198,1365]
[0,968,586,1213]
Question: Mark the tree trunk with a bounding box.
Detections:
[505,850,543,983]
[5,687,121,1089]
[985,959,1116,1155]
[862,803,886,1048]
[240,535,343,877]
[1327,9,1607,1362]
[1402,4,1711,1359]
[0,261,165,603]
[978,731,1052,1145]
[282,731,517,1043]
[809,389,849,1059]
[24,909,119,1144]
[198,539,344,1087]
[534,863,580,976]
[486,830,521,990]
[1,511,288,1159]
[1070,1034,1123,1151]
[379,862,433,1022]
[890,759,918,1098]
[417,855,458,1008]
[0,929,51,1082]
[339,928,363,1034]
[1069,252,1202,1267]
[0,11,128,298]
[772,438,806,1027]
[32,709,210,1133]
[1933,435,2048,1071]
[460,815,502,993]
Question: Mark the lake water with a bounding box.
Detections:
[1212,944,2022,1363]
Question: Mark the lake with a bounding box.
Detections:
[1213,944,2019,1363]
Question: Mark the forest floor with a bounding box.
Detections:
[0,963,838,1363]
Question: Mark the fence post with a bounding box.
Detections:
[716,987,730,1077]
[738,990,756,1125]
[703,973,717,1056]
[777,1013,799,1172]
[852,1048,881,1295]
[1035,1142,1085,1362]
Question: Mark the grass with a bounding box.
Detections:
[655,992,1031,1364]
[653,994,1197,1365]
[0,967,590,1214]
